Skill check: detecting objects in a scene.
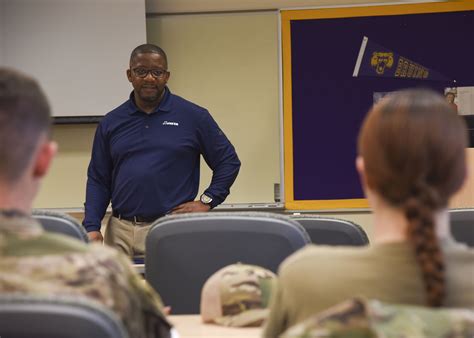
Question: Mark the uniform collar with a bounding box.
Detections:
[127,86,172,115]
[0,209,43,238]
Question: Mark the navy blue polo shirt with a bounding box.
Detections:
[83,87,240,232]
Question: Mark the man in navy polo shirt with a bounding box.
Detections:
[82,44,240,257]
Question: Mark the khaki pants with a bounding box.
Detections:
[104,216,152,258]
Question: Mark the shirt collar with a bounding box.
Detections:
[127,86,172,115]
[0,209,43,239]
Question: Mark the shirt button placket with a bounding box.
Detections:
[143,114,151,141]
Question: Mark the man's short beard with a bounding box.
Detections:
[140,94,159,102]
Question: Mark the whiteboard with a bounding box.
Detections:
[0,0,146,118]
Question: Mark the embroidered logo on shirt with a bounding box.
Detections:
[162,121,179,126]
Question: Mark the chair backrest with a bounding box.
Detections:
[145,212,310,314]
[449,209,474,247]
[0,294,129,338]
[32,209,89,243]
[290,215,369,246]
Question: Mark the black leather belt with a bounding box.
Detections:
[112,210,160,223]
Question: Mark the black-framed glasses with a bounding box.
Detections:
[132,67,168,79]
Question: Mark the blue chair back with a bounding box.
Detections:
[0,294,128,338]
[145,212,310,314]
[32,210,88,243]
[290,215,369,246]
[449,209,474,247]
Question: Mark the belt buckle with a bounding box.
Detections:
[133,216,147,225]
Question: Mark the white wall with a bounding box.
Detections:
[1,0,146,117]
[0,0,4,65]
[147,12,281,204]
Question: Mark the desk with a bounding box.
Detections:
[169,315,262,338]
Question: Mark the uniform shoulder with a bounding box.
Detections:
[280,298,474,338]
[279,245,370,275]
[42,232,89,250]
[86,244,141,279]
[22,232,124,264]
[88,243,127,262]
[21,232,131,262]
[0,237,130,289]
[6,232,90,256]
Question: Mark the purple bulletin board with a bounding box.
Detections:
[281,1,474,210]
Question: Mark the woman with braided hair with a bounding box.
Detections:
[263,89,474,338]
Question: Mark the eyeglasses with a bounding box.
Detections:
[132,68,168,79]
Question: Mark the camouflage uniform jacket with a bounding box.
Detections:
[0,210,172,338]
[263,241,474,338]
[280,297,474,338]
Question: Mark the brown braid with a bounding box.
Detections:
[357,89,468,308]
[404,183,445,307]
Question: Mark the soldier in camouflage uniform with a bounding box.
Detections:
[200,263,277,327]
[0,68,172,337]
[280,298,474,338]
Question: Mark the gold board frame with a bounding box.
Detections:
[281,1,474,210]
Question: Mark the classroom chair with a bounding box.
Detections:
[449,208,474,247]
[32,209,89,243]
[0,294,128,338]
[145,212,310,314]
[290,215,369,246]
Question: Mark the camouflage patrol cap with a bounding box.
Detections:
[280,297,474,338]
[200,263,277,327]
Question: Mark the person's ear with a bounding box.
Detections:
[127,68,132,83]
[356,156,365,178]
[33,141,58,178]
[356,156,368,193]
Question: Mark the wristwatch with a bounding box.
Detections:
[200,193,213,206]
